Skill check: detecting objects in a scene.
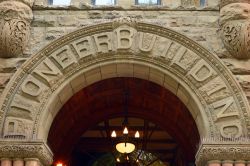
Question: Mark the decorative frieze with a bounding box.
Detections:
[220,0,250,59]
[0,141,53,166]
[0,0,33,58]
[196,138,250,166]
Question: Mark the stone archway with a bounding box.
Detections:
[0,17,249,166]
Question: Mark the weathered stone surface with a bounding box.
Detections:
[0,58,26,73]
[0,73,13,95]
[0,0,34,7]
[223,58,250,74]
[220,0,250,8]
[236,75,250,101]
[220,3,250,24]
[0,1,33,58]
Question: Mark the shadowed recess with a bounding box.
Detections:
[48,77,200,165]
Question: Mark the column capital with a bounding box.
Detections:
[0,140,53,166]
[195,139,250,166]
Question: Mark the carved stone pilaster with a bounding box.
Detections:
[0,140,53,166]
[195,138,250,166]
[220,0,250,59]
[0,0,33,58]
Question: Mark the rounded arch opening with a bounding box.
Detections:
[48,77,200,165]
[38,61,208,142]
[1,19,249,154]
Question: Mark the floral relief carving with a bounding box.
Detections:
[0,141,53,166]
[222,21,250,59]
[0,1,33,58]
[220,1,250,59]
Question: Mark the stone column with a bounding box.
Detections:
[0,0,34,58]
[222,160,233,166]
[207,160,221,166]
[235,160,246,166]
[13,159,24,166]
[219,0,250,59]
[1,159,12,166]
[24,158,40,166]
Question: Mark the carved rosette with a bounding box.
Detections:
[0,141,53,166]
[220,1,250,59]
[0,1,33,58]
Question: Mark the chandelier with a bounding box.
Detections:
[110,91,140,155]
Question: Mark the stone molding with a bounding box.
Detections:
[0,17,249,141]
[0,140,53,166]
[196,141,250,166]
[220,1,250,59]
[0,0,33,58]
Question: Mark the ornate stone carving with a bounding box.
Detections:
[0,141,53,166]
[112,16,139,29]
[0,20,249,142]
[196,138,250,166]
[0,1,33,58]
[220,1,250,59]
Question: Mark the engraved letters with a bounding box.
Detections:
[3,25,245,140]
[51,45,77,70]
[116,27,134,50]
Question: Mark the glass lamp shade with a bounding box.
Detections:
[116,142,135,153]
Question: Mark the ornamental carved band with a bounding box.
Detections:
[220,0,250,59]
[0,0,33,58]
[0,141,53,166]
[196,141,250,166]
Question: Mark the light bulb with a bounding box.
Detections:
[135,131,140,138]
[116,158,120,162]
[126,156,129,160]
[111,130,117,137]
[123,126,128,134]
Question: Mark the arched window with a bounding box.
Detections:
[48,0,71,5]
[135,0,161,5]
[92,0,116,5]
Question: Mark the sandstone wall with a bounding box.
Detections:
[0,0,249,106]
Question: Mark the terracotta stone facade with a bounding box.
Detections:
[0,0,249,165]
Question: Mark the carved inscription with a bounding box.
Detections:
[6,25,244,139]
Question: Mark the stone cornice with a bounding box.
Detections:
[0,140,53,166]
[196,142,250,166]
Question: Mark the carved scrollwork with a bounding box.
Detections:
[220,1,250,59]
[221,21,250,59]
[0,141,53,166]
[0,1,33,58]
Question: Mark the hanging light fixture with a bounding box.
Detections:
[111,90,140,154]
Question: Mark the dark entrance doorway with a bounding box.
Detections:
[48,78,200,166]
